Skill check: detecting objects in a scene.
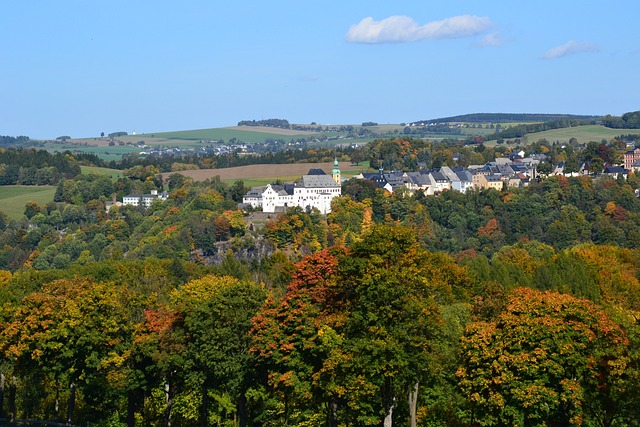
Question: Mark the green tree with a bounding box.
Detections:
[172,275,266,426]
[334,225,466,426]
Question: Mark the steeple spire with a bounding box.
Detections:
[332,158,341,184]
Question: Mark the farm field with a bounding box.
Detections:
[0,186,56,219]
[161,162,371,185]
[138,127,318,143]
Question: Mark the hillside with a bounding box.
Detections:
[415,113,601,124]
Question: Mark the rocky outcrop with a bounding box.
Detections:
[191,236,276,265]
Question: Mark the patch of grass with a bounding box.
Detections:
[40,143,140,160]
[0,186,57,219]
[81,166,123,180]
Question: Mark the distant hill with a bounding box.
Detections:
[414,113,601,124]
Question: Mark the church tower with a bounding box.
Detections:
[332,158,341,184]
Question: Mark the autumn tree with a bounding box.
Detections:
[250,248,347,426]
[458,288,631,426]
[0,278,133,424]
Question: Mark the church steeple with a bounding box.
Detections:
[332,158,341,184]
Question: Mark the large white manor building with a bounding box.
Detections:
[241,161,342,214]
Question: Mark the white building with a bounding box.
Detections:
[242,163,342,214]
[122,189,169,208]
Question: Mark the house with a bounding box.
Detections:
[427,170,451,194]
[122,189,169,208]
[360,169,412,193]
[475,174,504,191]
[451,169,474,193]
[507,173,531,188]
[552,161,565,175]
[624,148,640,170]
[404,172,432,194]
[603,166,629,180]
[361,170,394,193]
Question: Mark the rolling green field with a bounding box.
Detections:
[0,186,57,219]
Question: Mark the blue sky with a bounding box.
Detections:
[2,0,639,139]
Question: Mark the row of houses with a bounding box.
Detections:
[359,158,539,195]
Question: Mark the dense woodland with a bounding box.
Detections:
[2,136,640,426]
[0,149,81,185]
[602,111,640,129]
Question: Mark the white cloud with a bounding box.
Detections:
[346,15,493,44]
[543,40,598,59]
[477,32,507,47]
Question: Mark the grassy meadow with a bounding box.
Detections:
[0,186,57,219]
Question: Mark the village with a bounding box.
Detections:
[236,147,640,214]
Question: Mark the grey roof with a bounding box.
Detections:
[299,175,340,188]
[496,164,515,175]
[604,166,628,174]
[362,172,389,189]
[307,168,326,175]
[244,186,266,197]
[455,170,473,181]
[492,158,513,165]
[406,172,431,187]
[511,164,530,173]
[284,183,296,194]
[124,192,167,199]
[439,166,458,182]
[430,171,449,182]
[383,172,406,188]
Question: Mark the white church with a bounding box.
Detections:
[241,160,342,214]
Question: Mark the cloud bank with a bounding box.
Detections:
[543,40,598,59]
[346,15,493,44]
